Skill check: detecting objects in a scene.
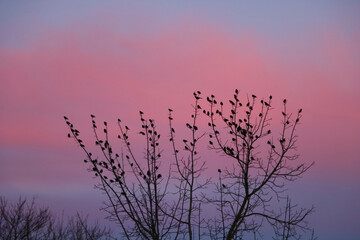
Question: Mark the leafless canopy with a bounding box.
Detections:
[65,89,315,240]
[0,197,113,240]
[201,90,314,240]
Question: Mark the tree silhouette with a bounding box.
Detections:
[65,90,315,240]
[0,197,113,240]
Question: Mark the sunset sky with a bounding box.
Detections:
[1,1,359,239]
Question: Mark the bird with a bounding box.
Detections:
[168,108,173,112]
[90,114,95,118]
[139,111,143,115]
[218,169,222,173]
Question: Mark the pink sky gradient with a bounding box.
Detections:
[1,2,360,239]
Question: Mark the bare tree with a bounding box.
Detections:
[64,90,315,239]
[168,91,210,239]
[201,90,314,240]
[64,92,210,239]
[0,197,113,240]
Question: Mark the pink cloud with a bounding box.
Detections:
[0,19,359,179]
